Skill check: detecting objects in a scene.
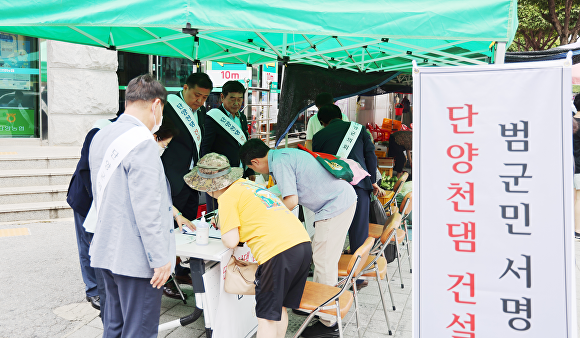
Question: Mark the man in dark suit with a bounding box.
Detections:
[161,72,212,304]
[67,115,119,321]
[201,80,253,212]
[312,104,379,261]
[162,72,212,222]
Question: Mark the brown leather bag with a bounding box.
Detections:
[224,254,258,295]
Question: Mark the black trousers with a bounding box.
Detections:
[349,186,371,254]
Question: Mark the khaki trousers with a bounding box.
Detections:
[312,202,357,326]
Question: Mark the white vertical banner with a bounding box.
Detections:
[413,57,576,337]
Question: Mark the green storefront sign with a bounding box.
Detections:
[0,107,35,136]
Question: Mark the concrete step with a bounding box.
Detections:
[0,185,69,205]
[0,168,74,188]
[0,155,80,170]
[0,200,72,222]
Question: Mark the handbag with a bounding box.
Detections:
[224,252,259,295]
[384,242,398,264]
[369,194,388,225]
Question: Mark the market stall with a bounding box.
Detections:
[0,1,520,337]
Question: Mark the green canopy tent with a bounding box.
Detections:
[0,0,517,73]
[0,0,518,145]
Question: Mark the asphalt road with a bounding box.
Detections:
[0,219,90,338]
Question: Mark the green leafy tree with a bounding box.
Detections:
[536,0,580,46]
[512,0,580,51]
[509,0,560,51]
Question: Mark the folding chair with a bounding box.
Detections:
[398,192,413,273]
[294,238,374,338]
[339,231,398,335]
[376,211,407,289]
[382,172,408,216]
[369,212,401,240]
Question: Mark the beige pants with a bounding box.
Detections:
[312,202,357,326]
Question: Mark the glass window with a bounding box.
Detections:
[157,56,193,90]
[117,51,150,114]
[0,33,39,138]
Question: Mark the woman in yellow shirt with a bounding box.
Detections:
[185,153,311,338]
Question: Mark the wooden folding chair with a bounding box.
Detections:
[372,211,407,288]
[382,172,408,216]
[339,231,398,335]
[293,238,374,338]
[369,212,401,240]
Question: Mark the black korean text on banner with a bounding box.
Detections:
[498,120,532,332]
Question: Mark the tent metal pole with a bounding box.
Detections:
[494,42,506,64]
[256,32,284,59]
[291,38,382,60]
[301,35,332,68]
[68,26,109,47]
[118,31,186,49]
[335,37,363,72]
[199,35,276,59]
[366,44,466,67]
[387,39,487,65]
[291,37,330,55]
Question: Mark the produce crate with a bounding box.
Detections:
[381,118,402,131]
[378,166,393,177]
[378,157,395,167]
[378,191,394,206]
[375,150,387,158]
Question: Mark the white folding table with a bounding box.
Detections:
[171,233,259,338]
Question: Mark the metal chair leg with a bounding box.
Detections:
[171,273,187,304]
[403,221,412,272]
[394,241,404,288]
[336,299,343,338]
[386,273,396,311]
[375,270,393,335]
[352,280,363,338]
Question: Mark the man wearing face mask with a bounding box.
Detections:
[88,74,174,337]
[201,80,253,212]
[160,72,213,310]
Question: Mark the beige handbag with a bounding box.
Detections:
[224,253,259,295]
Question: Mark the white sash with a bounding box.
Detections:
[207,108,247,146]
[167,93,202,155]
[336,122,363,158]
[95,126,153,215]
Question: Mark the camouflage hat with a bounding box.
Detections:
[184,153,243,192]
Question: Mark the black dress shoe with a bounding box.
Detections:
[86,295,100,310]
[163,285,187,300]
[301,321,339,338]
[174,274,192,285]
[353,280,369,291]
[292,309,315,317]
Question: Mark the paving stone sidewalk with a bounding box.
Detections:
[1,219,578,337]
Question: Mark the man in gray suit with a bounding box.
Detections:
[89,74,175,337]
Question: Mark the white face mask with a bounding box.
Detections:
[151,102,162,134]
[158,145,166,157]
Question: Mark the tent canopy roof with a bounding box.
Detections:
[0,0,517,73]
